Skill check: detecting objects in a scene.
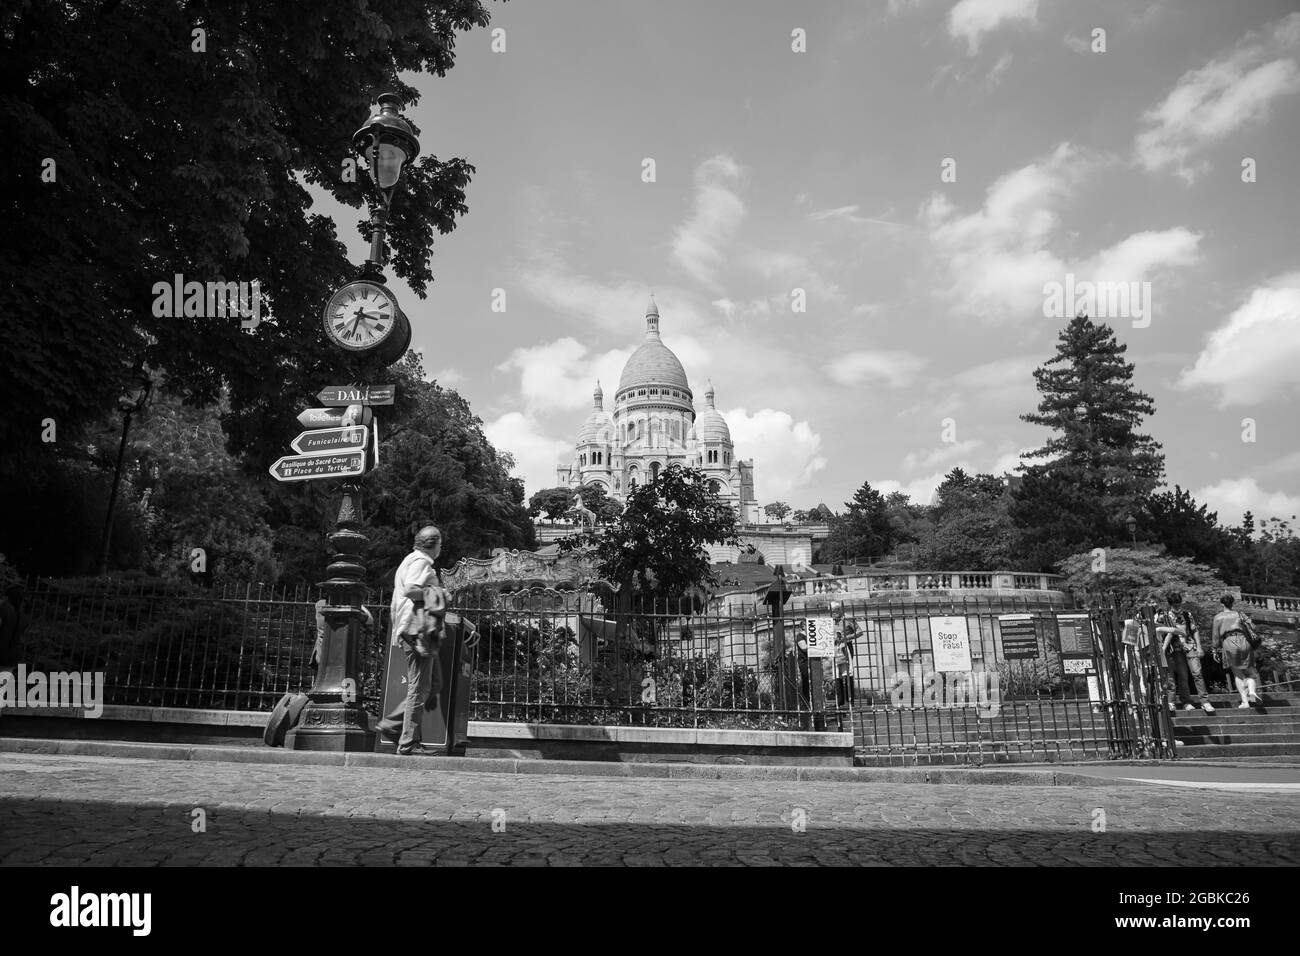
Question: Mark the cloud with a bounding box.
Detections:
[497,338,632,416]
[923,144,1199,322]
[482,412,571,497]
[874,471,949,506]
[1064,33,1092,55]
[901,439,984,474]
[429,367,464,387]
[671,155,746,291]
[948,0,1039,55]
[1135,13,1300,182]
[808,205,905,229]
[828,350,928,388]
[1177,272,1300,406]
[1081,229,1202,283]
[1195,477,1300,527]
[724,407,827,500]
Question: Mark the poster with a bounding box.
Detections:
[999,614,1039,660]
[1062,658,1092,675]
[1055,613,1095,656]
[928,615,973,672]
[804,615,835,658]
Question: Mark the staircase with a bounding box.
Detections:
[1172,689,1300,759]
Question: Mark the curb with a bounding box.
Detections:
[0,736,1135,787]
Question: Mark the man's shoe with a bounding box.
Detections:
[1183,703,1195,711]
[397,743,435,756]
[1202,702,1216,714]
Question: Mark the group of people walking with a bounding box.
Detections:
[1154,591,1264,711]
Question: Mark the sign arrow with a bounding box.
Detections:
[316,384,395,407]
[269,450,367,483]
[290,425,369,455]
[296,406,373,429]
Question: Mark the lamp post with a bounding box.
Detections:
[352,92,420,279]
[96,361,152,576]
[1126,514,1138,550]
[286,93,421,752]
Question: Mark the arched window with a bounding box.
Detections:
[708,479,722,494]
[580,453,586,466]
[650,461,661,479]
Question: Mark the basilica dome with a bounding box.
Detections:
[577,382,613,444]
[694,381,731,443]
[617,295,691,393]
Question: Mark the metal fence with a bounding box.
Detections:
[460,593,833,730]
[16,578,391,714]
[9,578,1200,761]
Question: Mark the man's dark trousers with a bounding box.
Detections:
[377,633,442,753]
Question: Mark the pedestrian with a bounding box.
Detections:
[1212,594,1263,709]
[376,526,447,754]
[1155,591,1215,714]
[0,585,23,673]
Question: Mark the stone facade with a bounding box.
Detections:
[556,295,756,510]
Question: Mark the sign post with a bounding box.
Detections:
[289,425,369,455]
[269,451,367,483]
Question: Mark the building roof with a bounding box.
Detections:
[577,380,613,444]
[694,380,731,443]
[618,296,691,393]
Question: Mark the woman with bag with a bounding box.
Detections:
[1211,594,1262,708]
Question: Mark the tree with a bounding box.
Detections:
[1011,315,1166,567]
[575,482,623,524]
[529,487,578,521]
[559,465,738,605]
[764,501,792,522]
[916,469,1023,569]
[1,0,492,474]
[821,481,894,564]
[1141,485,1234,571]
[1058,548,1231,636]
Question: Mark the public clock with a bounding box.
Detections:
[322,280,411,365]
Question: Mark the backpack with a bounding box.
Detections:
[1239,613,1261,650]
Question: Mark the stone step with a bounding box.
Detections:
[1204,692,1298,707]
[1172,741,1300,758]
[1175,724,1300,741]
[1176,732,1300,746]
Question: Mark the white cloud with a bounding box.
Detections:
[923,145,1200,322]
[1177,272,1300,406]
[1135,13,1300,182]
[828,350,928,388]
[808,205,904,229]
[1082,229,1202,283]
[482,412,571,497]
[874,471,949,506]
[901,439,984,474]
[1064,33,1092,55]
[948,0,1039,55]
[725,407,827,499]
[671,155,746,291]
[1195,477,1300,527]
[429,367,464,387]
[497,338,631,416]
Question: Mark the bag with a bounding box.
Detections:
[1239,613,1261,650]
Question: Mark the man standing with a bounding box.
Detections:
[376,526,447,755]
[1155,592,1215,714]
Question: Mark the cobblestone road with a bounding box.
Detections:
[2,754,1298,865]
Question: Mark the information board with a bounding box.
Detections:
[1055,613,1095,656]
[999,614,1039,660]
[804,615,835,658]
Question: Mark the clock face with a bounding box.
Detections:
[323,281,399,351]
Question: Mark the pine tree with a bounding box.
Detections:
[1011,315,1165,565]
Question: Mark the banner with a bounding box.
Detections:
[928,615,973,672]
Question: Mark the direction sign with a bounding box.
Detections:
[316,384,395,407]
[269,451,367,483]
[296,406,373,430]
[290,425,369,455]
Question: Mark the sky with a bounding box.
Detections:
[315,0,1300,527]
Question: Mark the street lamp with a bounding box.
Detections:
[352,92,421,278]
[1126,514,1137,550]
[97,361,152,576]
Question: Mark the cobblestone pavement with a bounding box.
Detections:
[1,754,1298,865]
